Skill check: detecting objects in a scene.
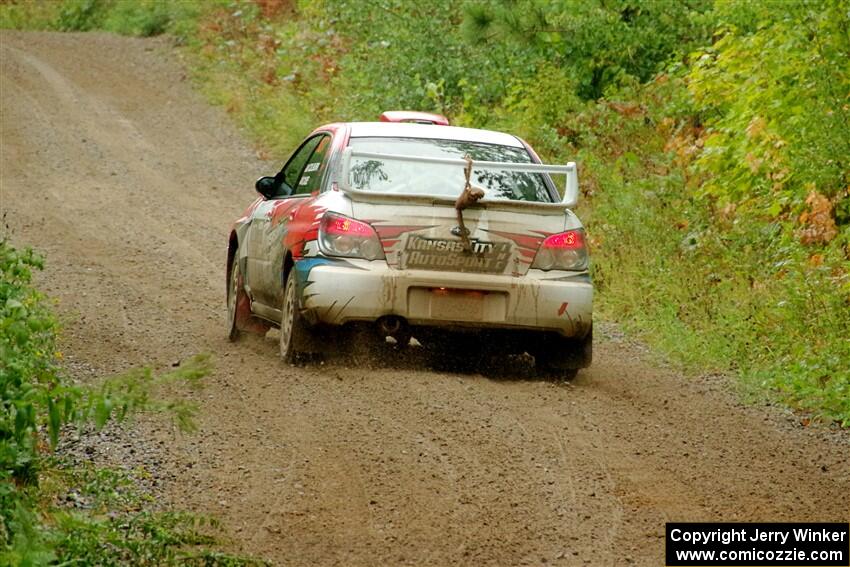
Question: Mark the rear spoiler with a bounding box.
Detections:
[337,148,580,209]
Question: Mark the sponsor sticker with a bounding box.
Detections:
[404,235,511,273]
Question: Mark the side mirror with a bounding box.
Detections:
[255,176,295,199]
[255,176,277,199]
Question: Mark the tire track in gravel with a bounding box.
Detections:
[2,30,847,567]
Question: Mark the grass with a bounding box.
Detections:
[6,458,265,566]
[0,0,203,39]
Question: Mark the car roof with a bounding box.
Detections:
[345,122,524,148]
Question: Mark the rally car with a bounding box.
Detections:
[226,111,592,377]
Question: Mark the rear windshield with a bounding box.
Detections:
[347,137,554,203]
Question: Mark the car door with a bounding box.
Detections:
[243,133,331,308]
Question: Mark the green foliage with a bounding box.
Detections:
[0,0,59,30]
[588,114,850,423]
[309,0,535,121]
[102,0,173,37]
[1,0,205,38]
[688,0,850,209]
[1,461,265,566]
[55,0,106,32]
[1,240,212,486]
[464,0,715,100]
[663,0,849,422]
[186,1,316,157]
[0,240,256,562]
[1,241,59,485]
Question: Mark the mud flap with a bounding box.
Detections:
[235,295,271,335]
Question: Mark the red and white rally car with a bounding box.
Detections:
[226,111,592,377]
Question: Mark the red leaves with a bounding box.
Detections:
[798,189,838,245]
[253,0,294,20]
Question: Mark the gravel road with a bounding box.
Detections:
[1,30,847,566]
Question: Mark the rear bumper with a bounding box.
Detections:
[297,257,592,337]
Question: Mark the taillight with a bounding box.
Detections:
[318,212,385,261]
[531,229,588,271]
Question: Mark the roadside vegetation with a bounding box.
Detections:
[1,0,847,430]
[0,241,260,564]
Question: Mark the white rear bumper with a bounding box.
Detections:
[300,259,592,338]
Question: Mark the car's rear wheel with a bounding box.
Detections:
[535,328,592,380]
[227,254,247,341]
[279,269,315,363]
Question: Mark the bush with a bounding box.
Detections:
[687,0,850,226]
[463,0,716,100]
[54,0,106,32]
[1,241,211,488]
[1,241,59,485]
[0,241,259,563]
[103,0,173,37]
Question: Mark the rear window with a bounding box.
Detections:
[347,137,555,203]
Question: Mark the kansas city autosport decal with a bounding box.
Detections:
[404,235,512,272]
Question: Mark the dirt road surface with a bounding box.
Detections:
[2,31,847,566]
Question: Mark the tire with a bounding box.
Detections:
[226,253,247,341]
[279,269,314,363]
[535,328,592,381]
[227,251,270,341]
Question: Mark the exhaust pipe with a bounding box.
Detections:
[377,316,412,347]
[377,315,405,336]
